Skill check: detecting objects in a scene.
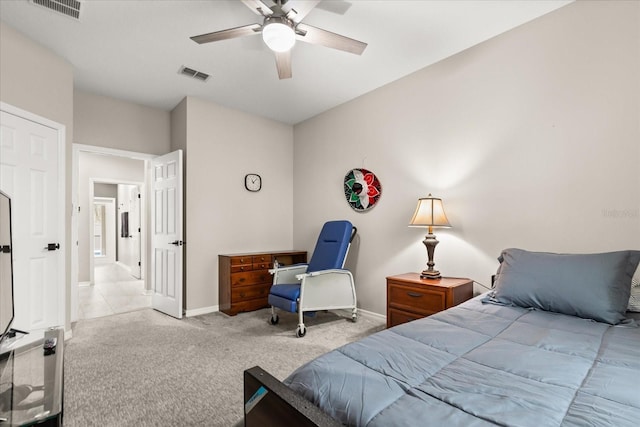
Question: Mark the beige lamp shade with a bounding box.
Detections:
[409,194,451,228]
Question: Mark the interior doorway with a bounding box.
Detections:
[71,144,156,322]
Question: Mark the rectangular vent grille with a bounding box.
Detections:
[31,0,82,20]
[179,66,210,82]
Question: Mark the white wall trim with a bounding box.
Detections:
[74,143,157,160]
[357,308,386,322]
[0,101,67,330]
[335,308,386,322]
[184,306,219,317]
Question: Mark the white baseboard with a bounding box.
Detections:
[334,308,386,322]
[184,305,219,317]
[357,308,386,322]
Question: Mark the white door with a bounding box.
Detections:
[151,150,183,319]
[0,110,64,332]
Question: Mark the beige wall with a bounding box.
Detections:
[174,96,294,312]
[293,0,640,315]
[74,90,171,155]
[0,22,74,330]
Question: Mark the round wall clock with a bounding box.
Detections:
[344,168,382,212]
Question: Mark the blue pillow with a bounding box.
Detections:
[485,248,640,325]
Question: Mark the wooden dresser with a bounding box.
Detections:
[386,273,473,328]
[219,250,307,316]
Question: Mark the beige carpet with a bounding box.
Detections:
[64,307,385,426]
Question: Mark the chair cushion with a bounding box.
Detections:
[269,284,301,300]
[268,294,298,313]
[307,220,353,272]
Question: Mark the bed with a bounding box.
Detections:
[244,248,640,426]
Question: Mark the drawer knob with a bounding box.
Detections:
[407,292,422,298]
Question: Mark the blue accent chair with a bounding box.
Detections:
[268,220,358,337]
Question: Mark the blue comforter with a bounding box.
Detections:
[284,296,640,426]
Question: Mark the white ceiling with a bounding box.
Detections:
[0,0,571,125]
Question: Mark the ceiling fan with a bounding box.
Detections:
[190,0,367,79]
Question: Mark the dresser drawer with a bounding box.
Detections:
[388,283,445,316]
[231,270,271,287]
[232,297,269,314]
[231,264,253,273]
[388,308,424,327]
[253,262,272,270]
[231,256,253,265]
[232,283,271,302]
[252,255,270,264]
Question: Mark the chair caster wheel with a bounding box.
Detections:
[270,315,279,325]
[352,314,358,323]
[296,326,306,338]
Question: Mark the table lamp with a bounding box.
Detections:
[409,194,451,279]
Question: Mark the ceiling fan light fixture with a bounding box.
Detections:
[262,17,296,52]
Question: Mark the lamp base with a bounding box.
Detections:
[420,269,442,280]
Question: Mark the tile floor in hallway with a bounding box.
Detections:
[78,263,151,320]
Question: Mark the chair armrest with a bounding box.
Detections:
[296,269,351,280]
[268,264,308,275]
[271,264,308,285]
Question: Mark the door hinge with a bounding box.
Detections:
[138,194,141,199]
[138,261,141,267]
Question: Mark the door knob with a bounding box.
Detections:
[45,243,60,251]
[170,240,184,246]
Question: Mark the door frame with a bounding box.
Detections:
[0,101,66,336]
[71,144,154,323]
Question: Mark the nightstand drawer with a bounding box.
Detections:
[388,283,445,315]
[386,274,474,328]
[388,308,424,327]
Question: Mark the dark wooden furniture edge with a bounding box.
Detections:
[244,366,342,427]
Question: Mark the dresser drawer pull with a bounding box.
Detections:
[407,292,423,298]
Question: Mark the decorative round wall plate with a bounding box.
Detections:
[344,168,382,212]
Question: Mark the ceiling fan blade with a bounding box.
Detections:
[296,23,367,55]
[281,0,321,23]
[240,0,274,16]
[191,23,262,44]
[275,50,292,79]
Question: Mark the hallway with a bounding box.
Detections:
[78,263,150,320]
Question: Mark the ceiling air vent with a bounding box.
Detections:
[31,0,82,20]
[179,66,210,82]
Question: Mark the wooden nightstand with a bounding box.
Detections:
[386,273,473,328]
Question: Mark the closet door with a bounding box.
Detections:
[0,109,65,332]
